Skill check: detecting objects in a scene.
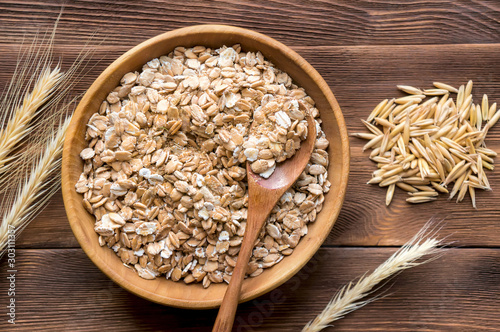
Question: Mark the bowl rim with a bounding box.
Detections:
[62,24,350,309]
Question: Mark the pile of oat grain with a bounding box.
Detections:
[354,81,499,207]
[76,45,330,287]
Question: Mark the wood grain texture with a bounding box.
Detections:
[1,1,500,330]
[1,248,499,331]
[3,44,500,248]
[0,0,499,47]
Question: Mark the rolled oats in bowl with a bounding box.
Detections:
[75,44,331,287]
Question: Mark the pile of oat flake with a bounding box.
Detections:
[76,44,330,287]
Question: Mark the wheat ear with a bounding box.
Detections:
[0,116,71,257]
[0,66,62,171]
[0,19,99,190]
[303,222,445,332]
[0,12,64,174]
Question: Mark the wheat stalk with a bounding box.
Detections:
[302,221,445,332]
[0,116,71,257]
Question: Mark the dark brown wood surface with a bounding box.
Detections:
[0,1,500,331]
[1,248,500,331]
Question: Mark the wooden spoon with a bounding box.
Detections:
[213,109,317,332]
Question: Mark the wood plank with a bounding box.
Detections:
[0,44,500,248]
[2,44,499,248]
[0,0,499,47]
[0,248,499,331]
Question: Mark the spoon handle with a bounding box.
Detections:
[213,188,279,332]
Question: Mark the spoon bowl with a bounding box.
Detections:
[248,116,317,190]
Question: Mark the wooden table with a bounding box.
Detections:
[1,1,499,331]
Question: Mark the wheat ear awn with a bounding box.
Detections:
[0,66,62,172]
[302,221,444,332]
[0,12,64,172]
[0,117,71,257]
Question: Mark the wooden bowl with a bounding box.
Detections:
[62,25,350,309]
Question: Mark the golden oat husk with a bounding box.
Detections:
[477,147,497,158]
[465,180,489,191]
[408,191,439,197]
[363,134,383,151]
[487,109,500,129]
[379,175,400,187]
[381,166,403,178]
[367,176,383,185]
[424,89,448,96]
[477,154,484,185]
[482,94,489,120]
[488,102,497,120]
[403,178,431,186]
[379,104,397,120]
[440,137,466,153]
[372,156,390,164]
[482,174,491,190]
[381,163,401,171]
[367,99,388,122]
[469,186,476,208]
[396,136,406,157]
[414,185,435,191]
[403,113,410,145]
[433,82,458,93]
[397,85,423,95]
[482,160,494,171]
[370,147,381,158]
[374,117,395,129]
[431,182,449,194]
[479,153,494,164]
[396,182,418,192]
[395,96,424,105]
[407,196,437,203]
[385,184,395,206]
[449,148,473,163]
[378,99,396,119]
[362,119,383,136]
[449,170,469,200]
[458,95,472,122]
[469,103,476,127]
[351,132,377,140]
[419,96,436,108]
[456,182,469,203]
[456,85,465,109]
[443,160,468,186]
[465,80,473,98]
[450,124,467,141]
[476,104,482,131]
[378,131,391,155]
[389,122,405,138]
